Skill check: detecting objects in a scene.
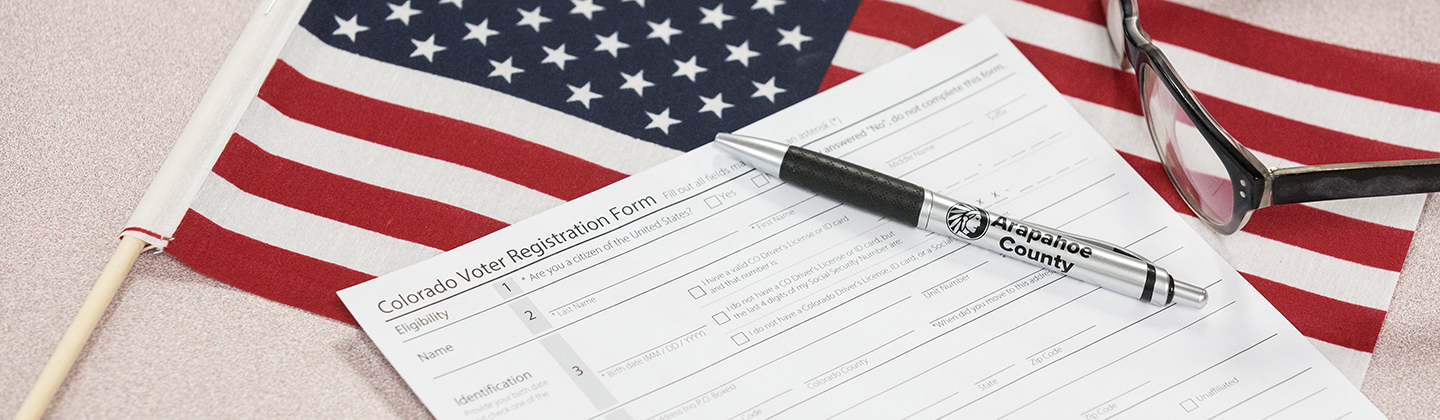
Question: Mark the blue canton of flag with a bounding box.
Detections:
[301,0,862,151]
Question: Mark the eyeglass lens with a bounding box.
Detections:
[1141,65,1235,225]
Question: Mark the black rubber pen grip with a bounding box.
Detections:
[779,147,925,226]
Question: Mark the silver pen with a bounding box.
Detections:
[714,133,1207,309]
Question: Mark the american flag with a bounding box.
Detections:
[121,0,1440,385]
[306,0,857,150]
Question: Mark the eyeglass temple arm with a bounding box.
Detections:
[1269,158,1440,205]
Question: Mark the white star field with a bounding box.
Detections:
[331,0,822,138]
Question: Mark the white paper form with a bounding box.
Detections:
[338,18,1383,420]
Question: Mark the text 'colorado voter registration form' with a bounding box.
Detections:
[339,18,1382,420]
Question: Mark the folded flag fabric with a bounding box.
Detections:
[121,0,1439,385]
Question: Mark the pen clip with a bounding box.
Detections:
[1067,233,1154,265]
[1004,216,1156,265]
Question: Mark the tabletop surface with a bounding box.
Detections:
[3,0,1437,418]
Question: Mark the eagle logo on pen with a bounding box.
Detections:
[946,203,988,240]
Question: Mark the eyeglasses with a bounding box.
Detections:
[1103,0,1440,234]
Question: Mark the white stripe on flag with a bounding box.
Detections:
[1309,337,1372,386]
[236,99,565,224]
[1291,193,1426,233]
[832,32,913,74]
[279,29,682,175]
[885,0,1440,152]
[899,0,1116,66]
[190,174,442,275]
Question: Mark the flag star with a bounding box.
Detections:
[698,93,733,118]
[440,0,463,9]
[646,19,683,45]
[488,57,524,82]
[332,15,368,42]
[672,56,707,82]
[566,82,604,108]
[541,44,578,70]
[464,19,499,45]
[386,1,422,25]
[516,7,552,32]
[623,0,646,7]
[777,25,812,51]
[594,32,629,58]
[645,108,681,134]
[619,70,655,96]
[570,0,605,20]
[463,20,504,47]
[751,0,785,15]
[752,77,786,102]
[699,4,734,30]
[724,41,760,67]
[410,34,447,62]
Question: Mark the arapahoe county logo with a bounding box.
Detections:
[946,203,988,240]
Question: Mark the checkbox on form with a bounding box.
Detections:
[731,332,749,345]
[752,174,770,187]
[688,286,707,299]
[705,196,723,208]
[1180,399,1198,412]
[713,312,731,325]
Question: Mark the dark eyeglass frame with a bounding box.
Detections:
[1104,0,1440,234]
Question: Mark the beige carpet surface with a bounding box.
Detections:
[2,0,1435,418]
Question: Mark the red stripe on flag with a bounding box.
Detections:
[1116,151,1408,272]
[1009,41,1143,115]
[1020,0,1440,115]
[1011,0,1104,23]
[257,60,627,201]
[848,1,1440,166]
[818,65,861,93]
[168,210,370,325]
[1242,272,1385,353]
[212,134,508,251]
[850,0,958,49]
[1241,204,1412,273]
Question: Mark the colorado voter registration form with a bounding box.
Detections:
[338,18,1383,420]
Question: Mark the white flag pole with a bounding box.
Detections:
[13,0,310,418]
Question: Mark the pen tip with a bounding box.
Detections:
[1172,278,1209,309]
[713,132,743,148]
[710,133,787,177]
[712,133,743,158]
